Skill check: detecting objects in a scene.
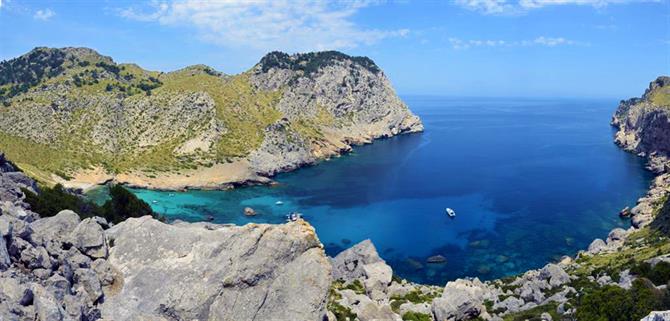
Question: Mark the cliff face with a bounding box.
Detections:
[612,76,670,172]
[0,48,422,190]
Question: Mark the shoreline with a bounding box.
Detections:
[64,129,425,193]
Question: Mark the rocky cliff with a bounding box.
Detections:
[612,76,670,173]
[0,48,422,190]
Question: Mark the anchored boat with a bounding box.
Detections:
[445,207,456,218]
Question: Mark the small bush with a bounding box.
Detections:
[402,311,432,321]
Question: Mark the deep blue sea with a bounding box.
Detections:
[111,97,654,284]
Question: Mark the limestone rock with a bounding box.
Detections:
[642,311,670,321]
[539,264,570,287]
[432,279,489,321]
[587,238,607,255]
[100,216,331,321]
[70,218,108,259]
[331,239,384,282]
[363,261,393,294]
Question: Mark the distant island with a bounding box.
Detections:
[0,47,423,191]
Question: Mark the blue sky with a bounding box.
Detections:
[0,0,668,98]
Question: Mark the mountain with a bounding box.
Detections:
[0,47,423,190]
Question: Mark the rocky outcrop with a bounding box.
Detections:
[612,76,670,173]
[102,217,332,321]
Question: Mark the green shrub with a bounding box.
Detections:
[402,311,432,321]
[22,184,102,218]
[575,279,667,321]
[22,183,159,225]
[630,261,670,285]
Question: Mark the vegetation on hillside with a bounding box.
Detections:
[259,51,381,75]
[22,183,160,224]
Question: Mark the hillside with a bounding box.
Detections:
[0,47,423,190]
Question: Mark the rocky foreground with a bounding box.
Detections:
[0,48,422,191]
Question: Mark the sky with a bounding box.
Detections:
[0,0,668,98]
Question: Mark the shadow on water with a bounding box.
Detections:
[113,97,653,285]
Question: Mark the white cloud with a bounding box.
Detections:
[455,0,653,15]
[33,8,55,21]
[0,0,3,10]
[449,36,581,49]
[119,0,409,52]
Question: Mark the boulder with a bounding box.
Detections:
[493,296,524,314]
[91,259,115,286]
[357,300,402,321]
[70,218,108,259]
[587,238,607,255]
[432,279,488,321]
[32,283,65,321]
[607,228,628,244]
[244,207,256,216]
[74,268,103,304]
[362,261,393,293]
[331,239,384,282]
[618,269,634,289]
[31,210,81,247]
[539,264,570,287]
[20,246,51,270]
[100,216,331,321]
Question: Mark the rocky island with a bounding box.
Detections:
[0,47,422,191]
[1,45,670,320]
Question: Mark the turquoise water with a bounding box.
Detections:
[118,97,652,284]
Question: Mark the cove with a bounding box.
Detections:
[115,97,653,284]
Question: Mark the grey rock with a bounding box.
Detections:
[362,261,393,294]
[493,296,524,314]
[331,239,383,282]
[70,218,107,259]
[73,268,103,304]
[432,279,488,321]
[357,300,402,321]
[607,228,628,244]
[0,234,10,270]
[91,259,115,286]
[539,264,570,287]
[619,269,634,289]
[399,302,432,316]
[587,238,607,255]
[642,311,670,321]
[0,215,12,237]
[540,312,553,321]
[647,254,670,268]
[100,216,331,321]
[31,210,80,247]
[45,274,70,302]
[20,246,51,270]
[32,283,64,321]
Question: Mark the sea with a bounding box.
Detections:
[94,97,653,285]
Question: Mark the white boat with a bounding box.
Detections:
[275,201,284,205]
[152,200,158,204]
[445,208,456,217]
